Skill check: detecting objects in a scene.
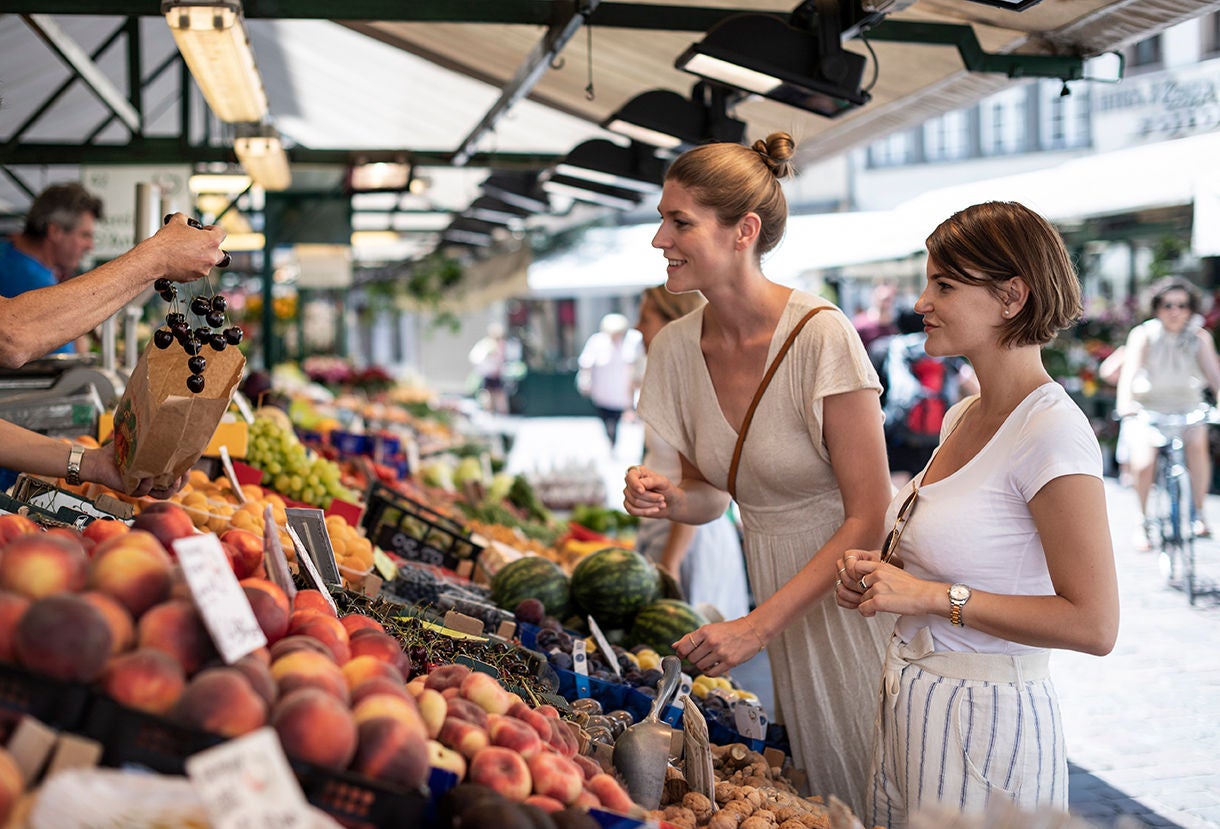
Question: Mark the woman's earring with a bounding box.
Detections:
[1003,309,1010,317]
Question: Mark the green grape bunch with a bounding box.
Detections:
[247,416,357,508]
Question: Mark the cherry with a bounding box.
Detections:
[223,326,243,345]
[209,334,228,351]
[158,289,176,302]
[205,311,225,328]
[165,312,186,327]
[183,338,203,356]
[210,295,227,312]
[188,355,207,375]
[194,326,212,341]
[153,278,172,293]
[153,329,174,349]
[186,374,205,393]
[189,296,211,316]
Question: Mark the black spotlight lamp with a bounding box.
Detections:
[541,174,645,212]
[552,139,665,194]
[481,171,551,214]
[602,83,746,150]
[675,10,870,118]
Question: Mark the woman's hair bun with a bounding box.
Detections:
[751,132,796,179]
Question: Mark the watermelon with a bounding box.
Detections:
[490,556,570,618]
[627,599,709,656]
[569,547,660,629]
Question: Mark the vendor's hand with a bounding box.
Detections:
[673,617,765,678]
[143,213,229,282]
[623,464,677,519]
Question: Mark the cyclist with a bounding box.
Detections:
[1116,276,1220,550]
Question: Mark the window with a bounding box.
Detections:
[1038,80,1090,150]
[979,88,1028,156]
[1127,35,1162,69]
[867,130,916,167]
[923,110,970,161]
[1205,12,1220,56]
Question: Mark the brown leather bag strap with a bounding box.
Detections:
[727,306,831,500]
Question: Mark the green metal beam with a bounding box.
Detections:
[0,139,563,169]
[862,20,1087,80]
[0,1,787,31]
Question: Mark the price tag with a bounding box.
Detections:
[218,446,246,504]
[173,535,267,664]
[230,390,256,424]
[373,547,398,581]
[285,507,341,585]
[262,507,296,603]
[732,697,767,740]
[186,727,313,829]
[585,616,620,677]
[571,638,591,699]
[288,525,338,616]
[673,672,693,710]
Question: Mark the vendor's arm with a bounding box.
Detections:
[0,215,226,368]
[850,474,1119,656]
[675,388,890,675]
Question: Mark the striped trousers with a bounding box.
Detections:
[867,629,1067,829]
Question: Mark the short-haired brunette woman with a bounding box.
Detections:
[838,201,1120,828]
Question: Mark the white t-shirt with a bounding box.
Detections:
[579,329,643,410]
[891,382,1103,655]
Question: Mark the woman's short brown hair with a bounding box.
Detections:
[664,133,796,256]
[926,201,1082,348]
[641,284,705,324]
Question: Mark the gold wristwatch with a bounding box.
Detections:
[948,583,971,627]
[66,444,85,486]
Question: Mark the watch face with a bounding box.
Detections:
[949,584,970,602]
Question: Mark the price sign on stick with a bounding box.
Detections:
[285,507,340,585]
[173,534,266,663]
[262,506,296,602]
[586,616,621,677]
[187,727,313,829]
[289,525,338,616]
[218,446,246,504]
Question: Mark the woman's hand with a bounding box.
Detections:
[842,554,942,618]
[673,616,765,677]
[623,464,678,519]
[834,548,877,609]
[82,445,188,500]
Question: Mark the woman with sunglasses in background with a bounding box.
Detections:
[1115,276,1220,549]
[837,201,1120,828]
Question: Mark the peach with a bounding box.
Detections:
[291,589,336,617]
[242,583,290,644]
[269,634,335,663]
[340,614,384,636]
[269,648,349,703]
[172,667,267,737]
[0,591,31,661]
[136,599,217,676]
[80,591,135,655]
[571,753,603,781]
[488,713,542,759]
[424,663,471,693]
[460,671,512,715]
[87,532,174,618]
[15,593,112,681]
[468,746,532,802]
[0,514,39,545]
[445,696,489,729]
[232,653,277,706]
[0,747,24,825]
[528,752,583,805]
[351,676,412,707]
[426,740,467,780]
[0,532,88,599]
[100,648,186,714]
[573,789,601,810]
[272,688,357,770]
[219,528,264,579]
[405,675,427,697]
[94,529,166,559]
[535,704,561,720]
[82,518,129,548]
[342,654,405,691]
[285,612,349,664]
[415,687,447,739]
[507,700,555,742]
[438,716,490,759]
[353,716,430,790]
[524,795,565,813]
[347,629,409,675]
[586,773,634,813]
[46,527,92,557]
[351,692,426,737]
[131,502,196,556]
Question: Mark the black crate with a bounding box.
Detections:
[293,763,428,829]
[84,694,224,774]
[0,661,93,742]
[360,481,483,571]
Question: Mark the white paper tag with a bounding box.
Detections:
[572,637,589,677]
[231,390,256,425]
[186,727,313,829]
[404,435,420,478]
[218,446,246,504]
[672,672,694,710]
[172,534,267,664]
[288,525,338,615]
[585,616,620,676]
[732,697,767,740]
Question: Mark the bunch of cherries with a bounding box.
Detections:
[152,278,243,393]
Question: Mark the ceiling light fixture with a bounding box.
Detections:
[464,195,531,227]
[348,157,412,192]
[233,124,291,191]
[162,1,269,123]
[482,171,550,214]
[188,173,252,193]
[553,140,665,194]
[675,8,870,118]
[603,83,746,150]
[541,175,645,212]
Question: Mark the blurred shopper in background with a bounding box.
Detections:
[624,133,891,816]
[0,182,103,356]
[577,312,643,448]
[838,201,1119,828]
[633,284,750,622]
[852,282,899,354]
[468,322,520,415]
[1116,276,1220,548]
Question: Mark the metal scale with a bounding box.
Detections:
[0,183,163,439]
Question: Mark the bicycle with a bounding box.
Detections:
[1133,406,1217,605]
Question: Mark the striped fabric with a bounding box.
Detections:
[868,659,1067,828]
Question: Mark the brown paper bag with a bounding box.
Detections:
[112,339,245,493]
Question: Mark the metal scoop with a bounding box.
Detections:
[611,654,682,810]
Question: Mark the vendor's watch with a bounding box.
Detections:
[66,444,84,487]
[948,583,971,627]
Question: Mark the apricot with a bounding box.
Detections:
[100,648,186,714]
[271,688,357,770]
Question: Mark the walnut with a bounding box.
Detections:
[773,805,804,823]
[740,817,775,829]
[722,799,755,819]
[682,792,715,824]
[778,821,806,829]
[708,813,742,829]
[662,805,698,829]
[715,781,738,805]
[799,811,830,829]
[743,788,764,809]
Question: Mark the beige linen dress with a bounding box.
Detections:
[636,290,890,815]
